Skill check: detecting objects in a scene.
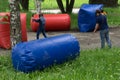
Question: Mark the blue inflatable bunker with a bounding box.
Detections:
[12,34,80,73]
[78,4,103,32]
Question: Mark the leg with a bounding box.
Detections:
[42,24,47,38]
[100,30,105,48]
[36,26,42,39]
[42,30,47,38]
[105,29,112,48]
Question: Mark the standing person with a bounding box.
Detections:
[93,10,112,48]
[32,13,47,39]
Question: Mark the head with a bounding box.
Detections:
[95,10,101,16]
[100,9,107,15]
[39,13,43,17]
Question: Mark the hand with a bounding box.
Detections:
[93,30,96,33]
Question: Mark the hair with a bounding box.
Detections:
[39,13,43,17]
[101,9,104,13]
[96,10,101,14]
[95,10,101,16]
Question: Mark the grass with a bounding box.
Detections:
[104,7,120,26]
[0,47,120,80]
[69,14,78,29]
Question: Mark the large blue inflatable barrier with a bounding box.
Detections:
[12,34,80,73]
[78,4,103,32]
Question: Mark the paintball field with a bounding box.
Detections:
[0,27,120,55]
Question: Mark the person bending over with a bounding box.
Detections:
[94,10,112,48]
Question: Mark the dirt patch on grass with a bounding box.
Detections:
[0,27,120,55]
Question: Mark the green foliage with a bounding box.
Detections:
[0,0,9,12]
[104,7,120,26]
[70,14,79,30]
[0,47,120,80]
[29,0,89,10]
[25,11,33,30]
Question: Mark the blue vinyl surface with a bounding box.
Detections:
[78,4,103,32]
[12,34,80,73]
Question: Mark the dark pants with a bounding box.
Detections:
[36,24,47,39]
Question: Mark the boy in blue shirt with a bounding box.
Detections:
[94,10,112,48]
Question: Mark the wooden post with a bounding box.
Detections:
[9,0,22,48]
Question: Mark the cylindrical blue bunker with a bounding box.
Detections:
[12,34,80,73]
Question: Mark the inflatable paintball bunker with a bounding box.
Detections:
[0,22,10,49]
[78,4,103,32]
[31,14,71,32]
[0,13,27,49]
[12,34,80,73]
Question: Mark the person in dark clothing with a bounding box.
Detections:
[32,13,47,39]
[94,10,112,48]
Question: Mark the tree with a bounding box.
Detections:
[34,0,45,14]
[20,0,29,10]
[89,0,118,7]
[20,0,44,11]
[9,0,22,47]
[56,0,75,14]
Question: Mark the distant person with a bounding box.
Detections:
[93,10,112,48]
[32,13,47,39]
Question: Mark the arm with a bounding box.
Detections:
[93,23,99,33]
[32,18,40,22]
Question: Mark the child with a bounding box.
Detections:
[32,13,47,39]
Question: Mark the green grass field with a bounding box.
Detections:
[0,47,120,80]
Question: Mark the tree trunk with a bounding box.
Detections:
[66,0,75,13]
[56,0,66,13]
[35,0,41,14]
[20,0,29,10]
[89,0,118,7]
[56,0,75,14]
[9,0,22,47]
